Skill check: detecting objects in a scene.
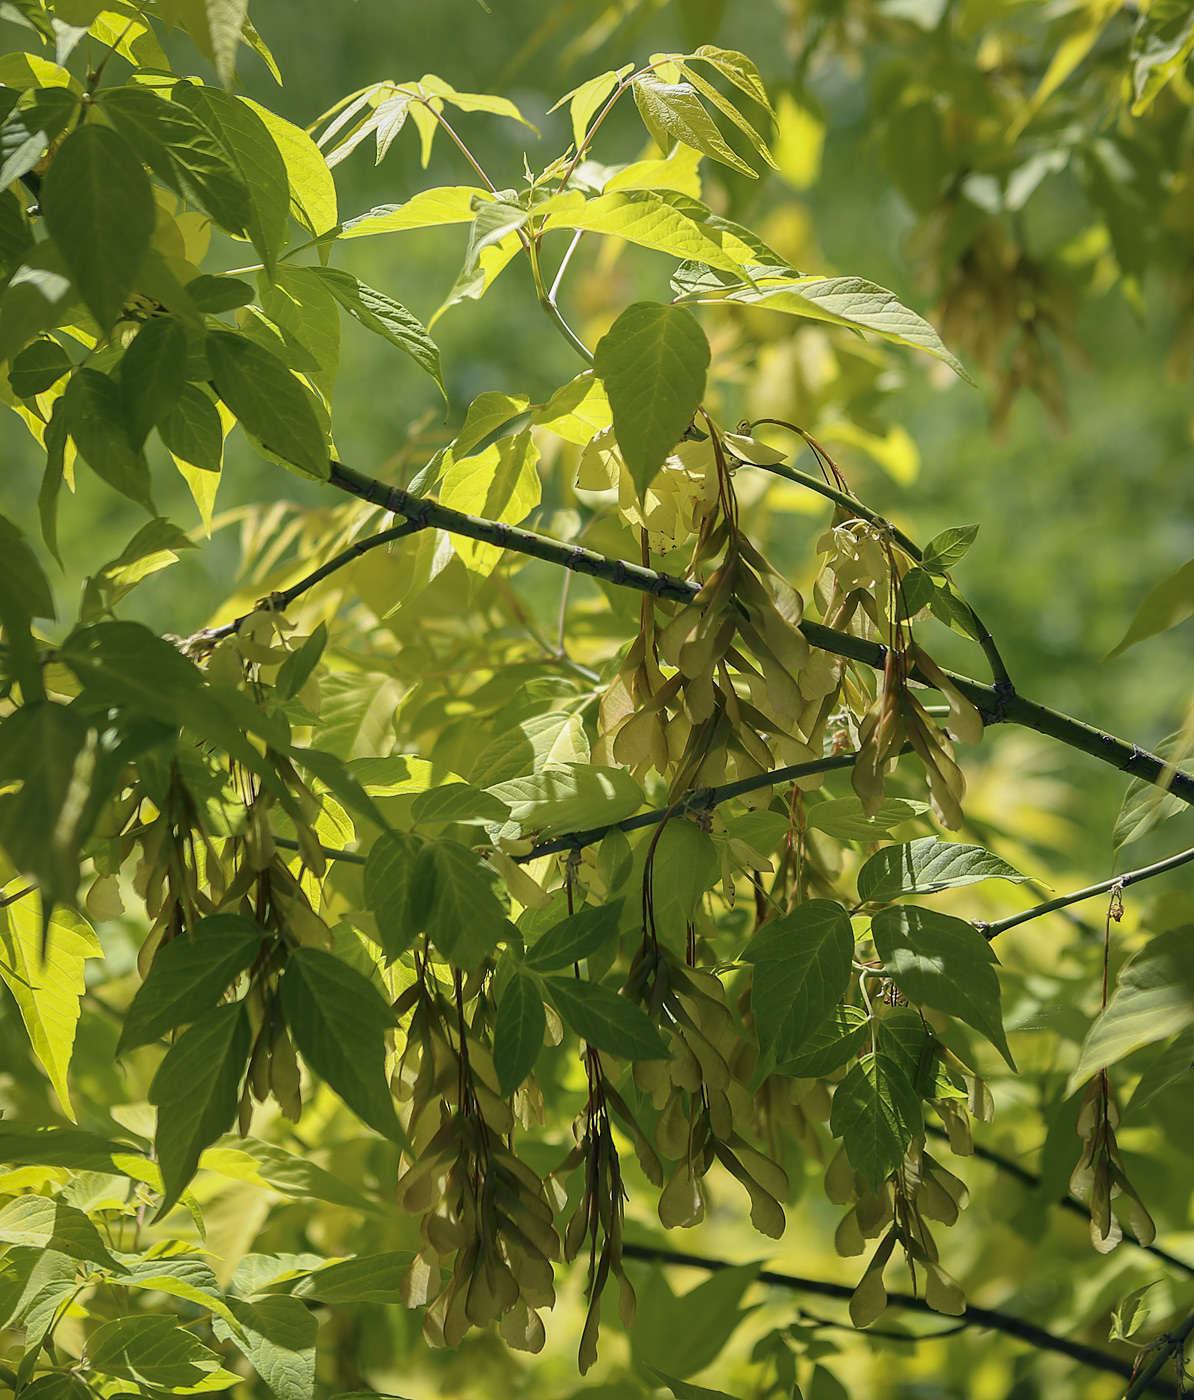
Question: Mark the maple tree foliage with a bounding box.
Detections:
[1,4,1194,1400]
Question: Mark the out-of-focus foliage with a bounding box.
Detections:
[1,4,1194,1400]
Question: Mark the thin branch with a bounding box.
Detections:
[272,751,866,870]
[617,1242,1167,1393]
[198,521,426,645]
[322,458,1194,807]
[979,842,1194,940]
[1124,1301,1194,1399]
[521,751,866,861]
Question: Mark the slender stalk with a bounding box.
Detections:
[554,70,643,192]
[616,1243,1166,1393]
[549,229,585,303]
[197,521,426,646]
[979,842,1194,940]
[527,229,594,365]
[424,104,500,195]
[1123,1302,1194,1399]
[323,458,1194,806]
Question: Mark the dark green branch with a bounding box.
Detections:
[617,1242,1165,1393]
[522,751,863,860]
[979,843,1194,940]
[1124,1301,1194,1400]
[202,521,427,645]
[324,458,1194,809]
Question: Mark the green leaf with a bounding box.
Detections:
[0,1123,134,1171]
[206,330,329,479]
[9,336,71,397]
[99,86,252,236]
[118,914,264,1056]
[38,397,67,566]
[279,947,403,1142]
[87,1314,235,1391]
[0,511,54,620]
[652,821,717,918]
[410,780,510,825]
[363,829,433,962]
[59,622,283,789]
[541,190,749,275]
[451,389,531,458]
[0,702,90,911]
[493,968,546,1095]
[214,1295,316,1400]
[150,1002,251,1217]
[203,0,249,89]
[1067,926,1194,1094]
[829,1051,923,1190]
[895,566,936,619]
[523,900,623,973]
[209,1135,380,1213]
[541,974,669,1059]
[173,82,290,272]
[633,72,757,177]
[0,1195,119,1269]
[305,266,442,395]
[438,430,542,577]
[469,710,590,787]
[121,317,187,449]
[594,301,709,495]
[159,382,224,471]
[64,367,154,510]
[674,58,775,169]
[1108,556,1194,658]
[1109,1282,1157,1343]
[648,1369,740,1400]
[929,576,985,641]
[920,524,979,574]
[417,839,513,969]
[13,1375,89,1400]
[0,250,74,366]
[114,1250,240,1329]
[856,838,1030,903]
[487,763,644,837]
[239,99,337,236]
[691,45,774,113]
[0,898,101,1122]
[806,796,929,841]
[187,273,255,312]
[550,65,634,151]
[40,124,153,332]
[1114,731,1194,850]
[293,1252,416,1304]
[339,185,490,238]
[872,906,1015,1069]
[1126,1024,1194,1117]
[434,431,538,573]
[276,623,327,703]
[777,1004,869,1078]
[631,1263,759,1378]
[741,900,854,1062]
[728,276,972,382]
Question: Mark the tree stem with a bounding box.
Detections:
[979,842,1194,940]
[323,458,1194,807]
